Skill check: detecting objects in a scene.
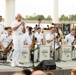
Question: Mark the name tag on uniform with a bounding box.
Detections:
[39,45,51,61]
[61,45,72,61]
[19,45,30,63]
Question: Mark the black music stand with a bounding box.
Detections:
[30,46,39,69]
[52,23,56,61]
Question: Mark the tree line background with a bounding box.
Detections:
[22,14,76,21]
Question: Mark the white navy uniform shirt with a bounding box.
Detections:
[65,34,74,45]
[11,20,24,36]
[35,23,44,29]
[34,32,43,45]
[23,32,33,45]
[45,33,57,45]
[0,33,12,48]
[0,21,5,34]
[45,33,59,50]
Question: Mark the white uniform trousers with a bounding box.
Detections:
[11,35,23,64]
[34,49,38,62]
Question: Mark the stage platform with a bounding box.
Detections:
[0,61,76,75]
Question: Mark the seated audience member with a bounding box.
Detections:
[46,72,54,75]
[13,72,25,75]
[22,69,32,75]
[71,69,76,75]
[31,70,46,75]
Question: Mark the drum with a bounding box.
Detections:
[61,45,72,61]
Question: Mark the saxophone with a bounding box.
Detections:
[31,34,35,49]
[57,28,65,44]
[3,40,13,55]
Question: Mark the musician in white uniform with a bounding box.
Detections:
[0,27,12,61]
[45,27,61,60]
[65,29,75,45]
[45,27,59,49]
[34,27,43,62]
[11,14,25,67]
[65,29,76,59]
[23,27,35,62]
[0,16,5,35]
[34,27,43,45]
[35,18,44,33]
[23,27,33,46]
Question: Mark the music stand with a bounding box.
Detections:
[52,23,56,61]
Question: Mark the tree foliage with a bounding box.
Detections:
[25,14,52,20]
[23,14,76,21]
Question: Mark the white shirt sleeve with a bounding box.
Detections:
[40,25,44,29]
[11,21,17,28]
[34,33,37,38]
[0,34,5,42]
[65,35,68,42]
[41,33,43,39]
[45,34,50,40]
[23,34,27,42]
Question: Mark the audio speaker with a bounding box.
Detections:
[35,60,56,70]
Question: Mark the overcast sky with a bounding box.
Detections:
[0,0,76,18]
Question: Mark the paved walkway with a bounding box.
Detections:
[0,60,76,72]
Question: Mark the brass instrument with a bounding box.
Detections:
[31,34,35,49]
[72,37,76,50]
[41,39,43,45]
[57,28,66,45]
[3,40,13,55]
[58,28,64,39]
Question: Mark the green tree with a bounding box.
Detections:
[45,15,52,20]
[59,14,69,21]
[36,15,45,20]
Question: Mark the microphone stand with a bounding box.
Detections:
[53,23,56,61]
[72,34,76,61]
[31,49,35,68]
